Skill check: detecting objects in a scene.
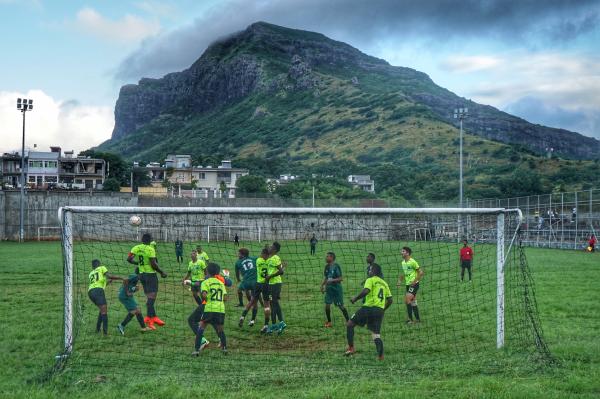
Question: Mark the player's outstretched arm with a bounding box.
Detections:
[351,288,370,304]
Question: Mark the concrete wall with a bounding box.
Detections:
[0,191,138,240]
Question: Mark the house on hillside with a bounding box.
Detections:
[140,157,249,198]
[347,174,375,193]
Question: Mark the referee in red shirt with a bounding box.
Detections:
[459,239,473,282]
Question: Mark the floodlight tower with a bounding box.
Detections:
[17,98,33,242]
[454,107,468,208]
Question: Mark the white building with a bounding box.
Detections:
[27,148,60,187]
[347,174,375,193]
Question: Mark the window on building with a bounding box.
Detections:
[44,176,58,183]
[44,161,57,168]
[28,176,36,183]
[199,172,206,180]
[28,161,43,168]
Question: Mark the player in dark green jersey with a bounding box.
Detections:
[345,264,392,360]
[87,259,124,335]
[266,242,286,334]
[175,238,184,264]
[397,246,424,324]
[192,262,228,356]
[234,248,255,307]
[235,248,260,326]
[320,252,350,327]
[127,233,168,329]
[117,274,152,334]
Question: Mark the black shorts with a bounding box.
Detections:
[254,283,270,301]
[461,260,472,268]
[351,306,384,334]
[269,283,282,301]
[88,288,107,306]
[406,282,420,296]
[139,273,158,294]
[201,312,225,326]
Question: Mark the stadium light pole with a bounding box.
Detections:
[17,98,33,242]
[454,107,468,208]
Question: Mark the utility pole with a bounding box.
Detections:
[454,107,468,207]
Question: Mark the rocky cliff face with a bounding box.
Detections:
[110,21,600,159]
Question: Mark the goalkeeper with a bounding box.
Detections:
[117,273,152,334]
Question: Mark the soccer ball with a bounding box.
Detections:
[587,246,593,252]
[129,215,142,226]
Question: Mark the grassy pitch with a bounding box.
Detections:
[0,241,599,398]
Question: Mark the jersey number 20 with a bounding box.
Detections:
[210,288,223,301]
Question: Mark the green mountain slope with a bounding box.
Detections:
[99,22,600,200]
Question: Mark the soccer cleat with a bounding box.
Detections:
[140,327,152,333]
[344,346,355,356]
[152,316,165,326]
[378,355,384,361]
[116,324,125,336]
[235,304,244,307]
[260,325,269,334]
[277,321,287,335]
[248,320,255,327]
[191,351,200,357]
[238,316,245,328]
[144,316,151,324]
[406,320,414,325]
[222,348,228,355]
[147,320,157,330]
[200,338,209,351]
[324,322,333,328]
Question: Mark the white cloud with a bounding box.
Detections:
[0,90,113,155]
[74,7,160,44]
[451,51,600,138]
[440,55,503,73]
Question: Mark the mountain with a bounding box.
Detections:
[99,22,600,199]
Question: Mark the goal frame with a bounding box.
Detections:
[58,206,521,358]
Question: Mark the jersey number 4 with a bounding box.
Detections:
[210,288,223,301]
[377,288,384,301]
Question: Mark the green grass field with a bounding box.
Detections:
[1,241,599,398]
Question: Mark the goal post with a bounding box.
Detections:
[57,206,550,374]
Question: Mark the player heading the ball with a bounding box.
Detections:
[128,233,168,330]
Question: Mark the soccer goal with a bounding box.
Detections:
[56,206,551,377]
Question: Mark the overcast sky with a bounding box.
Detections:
[1,0,599,154]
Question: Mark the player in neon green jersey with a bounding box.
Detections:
[182,250,206,306]
[88,259,124,335]
[266,241,286,334]
[397,246,424,324]
[195,245,210,264]
[345,263,392,360]
[128,233,168,329]
[252,247,272,333]
[192,262,228,356]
